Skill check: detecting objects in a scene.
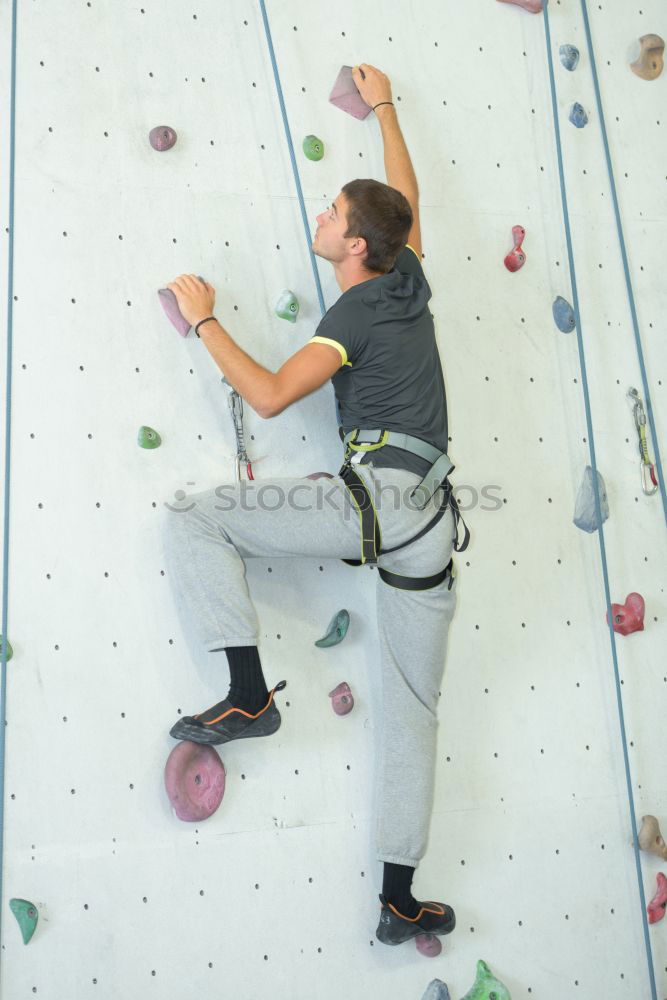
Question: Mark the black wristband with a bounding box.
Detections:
[194,316,217,338]
[372,101,394,111]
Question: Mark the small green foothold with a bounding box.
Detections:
[9,899,38,944]
[0,635,12,661]
[138,426,162,449]
[315,609,350,648]
[275,290,300,323]
[302,134,324,161]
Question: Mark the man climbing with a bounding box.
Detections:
[163,63,469,949]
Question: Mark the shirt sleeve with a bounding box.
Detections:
[307,307,362,368]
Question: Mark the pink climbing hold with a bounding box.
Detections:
[415,933,442,957]
[497,0,544,11]
[164,741,226,822]
[647,872,667,924]
[504,225,526,272]
[329,682,354,716]
[329,66,373,121]
[149,126,177,151]
[606,593,645,636]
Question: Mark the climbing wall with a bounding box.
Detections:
[0,1,665,998]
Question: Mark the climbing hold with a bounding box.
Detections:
[607,593,645,636]
[138,426,162,449]
[552,296,575,333]
[504,225,526,272]
[630,34,664,81]
[158,276,208,337]
[460,959,512,999]
[149,126,177,151]
[9,899,38,944]
[647,873,667,924]
[573,466,609,533]
[329,681,353,716]
[275,290,300,323]
[569,103,588,129]
[420,981,451,1000]
[0,635,13,661]
[302,135,324,161]
[329,65,373,121]
[559,44,580,71]
[306,472,334,480]
[415,933,442,957]
[164,741,226,822]
[315,610,350,648]
[496,0,543,12]
[638,815,667,860]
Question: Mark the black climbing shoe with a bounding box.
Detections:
[375,893,456,946]
[169,680,287,746]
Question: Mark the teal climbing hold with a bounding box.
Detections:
[138,426,162,449]
[552,296,575,333]
[0,635,13,661]
[9,899,38,944]
[559,44,580,71]
[275,290,300,323]
[315,609,350,648]
[569,102,588,128]
[461,959,512,1000]
[302,134,324,161]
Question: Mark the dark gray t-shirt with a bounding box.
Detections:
[309,244,448,477]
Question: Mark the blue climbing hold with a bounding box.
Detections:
[573,466,609,533]
[552,296,575,333]
[569,102,588,128]
[420,981,451,1000]
[315,609,350,647]
[559,44,580,71]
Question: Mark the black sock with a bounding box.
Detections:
[382,862,420,919]
[211,645,269,713]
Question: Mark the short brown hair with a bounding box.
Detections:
[341,178,413,274]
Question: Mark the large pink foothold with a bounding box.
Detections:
[415,933,442,957]
[606,593,645,636]
[504,224,526,272]
[497,0,544,11]
[149,126,177,151]
[164,741,226,822]
[329,682,354,716]
[647,872,667,924]
[329,66,373,120]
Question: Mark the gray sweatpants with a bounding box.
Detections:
[162,460,458,868]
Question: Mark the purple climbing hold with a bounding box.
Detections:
[329,66,373,120]
[329,682,354,716]
[158,276,207,336]
[164,741,226,822]
[149,126,177,151]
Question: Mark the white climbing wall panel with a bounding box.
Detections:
[0,0,665,997]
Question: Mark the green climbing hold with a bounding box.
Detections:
[461,959,512,1000]
[302,134,324,161]
[275,290,300,323]
[9,898,38,944]
[138,426,162,449]
[0,635,13,661]
[315,609,350,648]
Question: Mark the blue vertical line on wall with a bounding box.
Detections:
[542,4,657,997]
[257,0,342,426]
[0,0,18,951]
[579,0,666,523]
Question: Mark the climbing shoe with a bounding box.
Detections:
[169,680,287,746]
[375,893,456,946]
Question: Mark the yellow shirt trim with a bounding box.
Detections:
[309,336,351,367]
[405,243,420,262]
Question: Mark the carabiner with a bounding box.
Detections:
[627,387,658,496]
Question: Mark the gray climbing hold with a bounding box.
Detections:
[0,635,13,661]
[559,44,580,71]
[420,981,451,1000]
[573,466,609,533]
[315,609,350,647]
[303,134,324,161]
[149,126,177,151]
[9,899,38,944]
[552,296,575,333]
[138,426,162,449]
[275,290,300,323]
[569,102,588,128]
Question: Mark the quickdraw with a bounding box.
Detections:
[221,376,254,481]
[627,387,657,496]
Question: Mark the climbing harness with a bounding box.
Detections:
[627,387,657,496]
[337,427,470,592]
[221,376,254,481]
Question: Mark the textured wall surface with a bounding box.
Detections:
[0,1,665,998]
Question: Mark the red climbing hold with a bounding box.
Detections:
[504,225,526,272]
[606,593,645,636]
[164,741,226,821]
[496,0,544,12]
[647,872,667,924]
